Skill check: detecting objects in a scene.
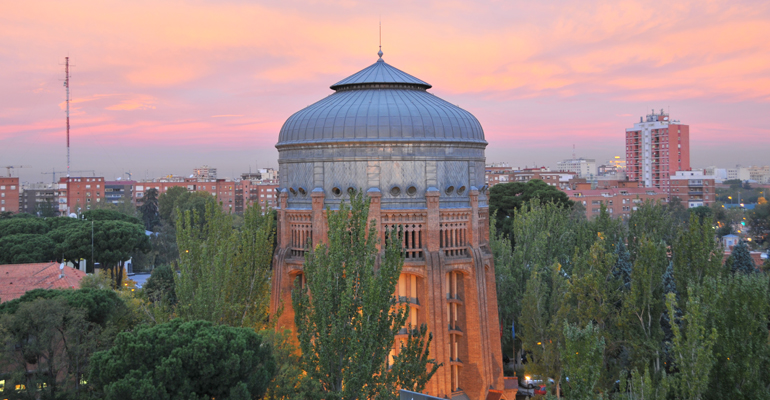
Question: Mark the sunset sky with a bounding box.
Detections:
[2,0,769,183]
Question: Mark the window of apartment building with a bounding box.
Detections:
[0,186,4,190]
[86,185,91,189]
[592,200,601,205]
[1,200,4,205]
[592,208,600,213]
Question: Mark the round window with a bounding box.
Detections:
[289,187,297,196]
[298,187,307,196]
[332,187,342,197]
[347,187,356,196]
[445,185,454,195]
[457,186,466,195]
[390,186,401,197]
[406,186,417,196]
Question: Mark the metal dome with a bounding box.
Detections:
[276,58,486,147]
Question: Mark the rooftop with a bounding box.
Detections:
[0,262,86,303]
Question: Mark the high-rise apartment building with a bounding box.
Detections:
[625,109,689,191]
[57,177,106,215]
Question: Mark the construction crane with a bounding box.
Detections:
[125,171,133,180]
[4,165,31,177]
[41,169,96,183]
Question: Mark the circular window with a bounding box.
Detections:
[457,186,466,195]
[332,187,342,197]
[445,185,454,195]
[390,186,401,197]
[406,186,417,196]
[289,187,297,196]
[347,187,356,196]
[298,187,307,196]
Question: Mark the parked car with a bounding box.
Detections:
[520,375,544,389]
[534,385,547,396]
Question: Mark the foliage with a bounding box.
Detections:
[672,214,724,304]
[618,367,667,400]
[159,186,216,226]
[263,329,322,400]
[82,208,143,226]
[489,180,574,238]
[748,201,770,247]
[144,264,177,305]
[89,319,276,400]
[666,289,717,400]
[561,322,605,400]
[291,192,439,399]
[627,201,677,258]
[704,274,770,400]
[0,233,56,264]
[176,201,274,329]
[728,239,756,274]
[0,216,49,237]
[612,237,632,291]
[139,187,161,231]
[0,297,99,399]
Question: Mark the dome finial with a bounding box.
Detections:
[377,19,384,61]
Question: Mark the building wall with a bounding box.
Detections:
[562,187,669,220]
[669,171,716,207]
[557,158,597,178]
[19,185,57,215]
[271,188,503,400]
[57,177,105,215]
[131,179,276,214]
[0,177,20,213]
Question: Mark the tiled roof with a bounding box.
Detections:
[0,262,86,303]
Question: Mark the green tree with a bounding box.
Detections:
[175,202,274,329]
[612,237,632,291]
[158,186,188,223]
[0,216,49,237]
[704,274,770,400]
[82,208,143,226]
[673,214,723,293]
[291,192,440,399]
[621,237,667,374]
[489,180,574,238]
[139,188,161,231]
[748,201,770,246]
[143,264,177,305]
[627,201,677,259]
[728,239,756,274]
[561,322,605,400]
[520,262,566,394]
[89,319,277,400]
[0,233,56,264]
[665,289,717,400]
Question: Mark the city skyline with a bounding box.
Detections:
[2,0,769,184]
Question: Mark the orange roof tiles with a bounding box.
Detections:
[0,262,86,303]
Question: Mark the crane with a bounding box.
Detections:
[41,169,96,183]
[125,171,133,180]
[4,165,31,177]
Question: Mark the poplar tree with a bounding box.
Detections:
[291,192,439,400]
[175,202,275,329]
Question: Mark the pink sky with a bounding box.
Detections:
[2,0,769,183]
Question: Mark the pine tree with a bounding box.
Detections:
[730,239,756,274]
[291,192,439,399]
[613,237,632,290]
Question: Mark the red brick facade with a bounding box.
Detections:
[270,189,505,399]
[0,177,20,213]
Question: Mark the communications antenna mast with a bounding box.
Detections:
[64,57,71,177]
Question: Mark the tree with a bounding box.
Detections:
[489,180,574,238]
[176,202,274,329]
[82,208,143,226]
[139,188,161,231]
[0,233,56,264]
[0,216,49,237]
[158,186,188,223]
[56,220,150,287]
[0,288,128,398]
[705,274,770,400]
[291,192,439,399]
[673,214,723,299]
[627,201,677,258]
[728,239,755,274]
[748,201,770,247]
[612,237,632,291]
[143,264,177,305]
[89,319,277,400]
[159,187,216,226]
[561,322,605,400]
[665,289,717,400]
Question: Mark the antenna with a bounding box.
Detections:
[377,17,383,60]
[572,144,576,160]
[64,57,71,178]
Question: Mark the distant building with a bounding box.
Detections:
[19,183,57,215]
[557,158,596,178]
[726,166,750,181]
[669,170,716,207]
[626,109,690,191]
[562,186,668,220]
[57,177,105,215]
[193,165,217,180]
[510,170,575,190]
[0,262,86,303]
[0,177,20,213]
[749,166,770,184]
[105,180,136,205]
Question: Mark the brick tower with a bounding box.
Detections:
[270,50,505,400]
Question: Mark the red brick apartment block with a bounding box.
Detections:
[0,177,20,213]
[626,109,690,192]
[57,177,106,215]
